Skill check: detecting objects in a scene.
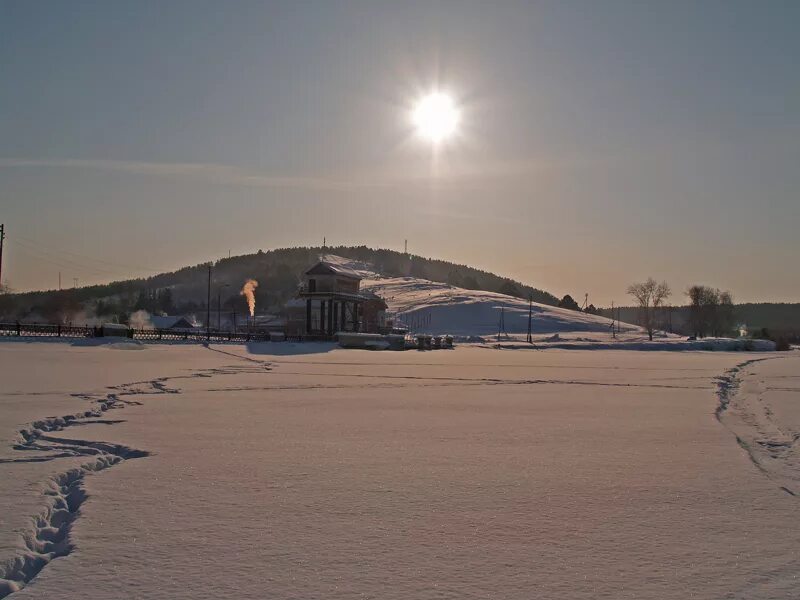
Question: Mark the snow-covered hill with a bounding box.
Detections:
[363,276,633,337]
[318,255,635,338]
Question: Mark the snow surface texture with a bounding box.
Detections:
[715,357,800,496]
[1,341,798,599]
[490,335,778,352]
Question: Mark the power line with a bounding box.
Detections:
[8,238,116,276]
[9,232,159,273]
[9,236,116,272]
[7,234,169,286]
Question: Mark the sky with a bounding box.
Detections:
[1,0,799,305]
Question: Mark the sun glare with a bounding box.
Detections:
[411,92,460,144]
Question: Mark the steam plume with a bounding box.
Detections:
[240,279,258,317]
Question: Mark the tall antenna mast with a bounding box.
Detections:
[404,239,408,254]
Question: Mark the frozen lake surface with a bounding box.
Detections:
[1,341,798,599]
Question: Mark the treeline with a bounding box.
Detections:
[0,245,558,324]
[601,299,800,342]
[621,278,790,345]
[684,285,735,338]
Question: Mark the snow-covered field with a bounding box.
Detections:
[1,341,798,599]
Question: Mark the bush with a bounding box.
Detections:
[775,337,791,351]
[558,294,581,311]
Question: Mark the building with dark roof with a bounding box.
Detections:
[295,257,386,336]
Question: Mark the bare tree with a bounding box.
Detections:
[627,278,671,341]
[687,285,735,337]
[718,290,735,336]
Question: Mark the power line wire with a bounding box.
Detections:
[8,238,117,276]
[9,232,159,273]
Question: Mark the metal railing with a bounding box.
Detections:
[0,322,93,338]
[0,322,273,343]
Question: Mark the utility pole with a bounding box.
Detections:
[206,264,211,340]
[611,301,616,339]
[59,272,62,291]
[527,294,533,344]
[498,307,506,343]
[0,224,5,291]
[404,239,408,254]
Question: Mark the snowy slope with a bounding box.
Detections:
[362,276,632,336]
[315,254,635,337]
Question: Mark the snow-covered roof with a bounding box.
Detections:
[150,315,195,329]
[304,254,379,279]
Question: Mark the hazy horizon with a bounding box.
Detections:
[2,1,799,304]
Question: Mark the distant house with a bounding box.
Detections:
[361,293,389,333]
[292,256,387,336]
[149,315,196,330]
[233,313,285,334]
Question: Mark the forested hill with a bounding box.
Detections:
[0,246,559,323]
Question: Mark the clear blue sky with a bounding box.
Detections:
[1,0,798,304]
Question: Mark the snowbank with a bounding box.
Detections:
[489,336,778,352]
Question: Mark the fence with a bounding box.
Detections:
[0,322,93,338]
[0,322,281,344]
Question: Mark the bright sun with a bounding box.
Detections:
[411,92,460,144]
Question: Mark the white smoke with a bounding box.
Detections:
[240,279,258,317]
[129,309,153,329]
